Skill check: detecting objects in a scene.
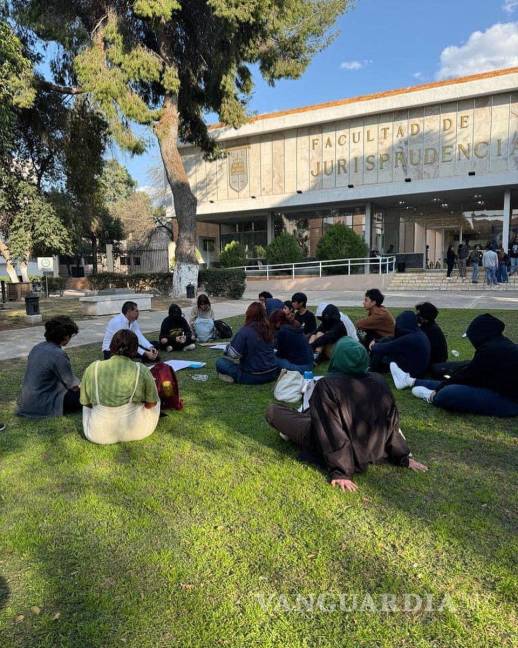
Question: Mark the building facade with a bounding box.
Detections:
[178,67,518,268]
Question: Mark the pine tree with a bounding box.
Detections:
[12,0,348,294]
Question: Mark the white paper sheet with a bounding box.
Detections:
[208,344,227,350]
[164,359,206,372]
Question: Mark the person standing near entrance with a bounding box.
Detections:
[457,243,468,279]
[446,245,456,278]
[470,245,482,284]
[482,245,498,287]
[509,237,518,276]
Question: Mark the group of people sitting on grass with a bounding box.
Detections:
[13,288,517,492]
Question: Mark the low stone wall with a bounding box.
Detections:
[245,273,392,295]
[79,293,153,316]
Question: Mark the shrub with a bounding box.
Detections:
[88,272,172,293]
[219,241,246,268]
[265,233,304,265]
[254,244,266,259]
[316,223,368,274]
[198,268,245,299]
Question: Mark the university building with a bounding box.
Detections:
[175,67,518,268]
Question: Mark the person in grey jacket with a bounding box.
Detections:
[482,246,499,286]
[17,316,81,418]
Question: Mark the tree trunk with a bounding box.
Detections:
[155,95,198,298]
[0,241,19,282]
[19,260,30,283]
[91,234,98,275]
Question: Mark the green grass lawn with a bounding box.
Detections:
[0,308,517,647]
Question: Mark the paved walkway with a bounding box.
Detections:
[1,289,517,361]
[0,301,247,361]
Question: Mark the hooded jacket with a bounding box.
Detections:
[311,304,347,350]
[371,310,431,377]
[159,305,192,345]
[276,324,314,366]
[438,314,518,400]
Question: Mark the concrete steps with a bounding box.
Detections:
[388,271,518,291]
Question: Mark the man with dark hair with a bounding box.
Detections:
[291,292,317,335]
[415,302,448,366]
[356,289,395,346]
[102,301,158,361]
[258,291,273,305]
[17,316,81,418]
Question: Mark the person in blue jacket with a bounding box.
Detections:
[216,302,279,385]
[270,309,314,375]
[369,310,431,377]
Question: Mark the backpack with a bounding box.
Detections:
[193,317,215,342]
[150,362,183,410]
[214,319,232,339]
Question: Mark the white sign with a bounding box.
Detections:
[37,257,54,272]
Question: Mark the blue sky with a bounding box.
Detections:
[114,0,518,189]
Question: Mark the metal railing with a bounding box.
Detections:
[229,256,397,279]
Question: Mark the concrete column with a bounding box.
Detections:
[266,212,274,244]
[106,243,114,272]
[503,189,511,252]
[52,255,60,277]
[364,202,372,249]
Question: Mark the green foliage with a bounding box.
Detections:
[316,223,368,273]
[265,232,304,264]
[198,268,245,299]
[88,271,171,293]
[254,244,266,259]
[99,160,136,206]
[218,241,247,268]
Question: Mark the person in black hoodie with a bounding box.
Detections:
[415,302,448,366]
[390,314,518,416]
[270,310,314,374]
[159,304,195,351]
[370,310,431,377]
[309,304,347,361]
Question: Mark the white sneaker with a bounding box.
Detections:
[411,386,434,403]
[166,345,173,353]
[183,343,196,351]
[390,362,415,390]
[279,432,289,441]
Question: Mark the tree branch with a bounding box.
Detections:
[38,79,86,96]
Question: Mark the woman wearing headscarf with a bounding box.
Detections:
[159,304,195,351]
[216,302,279,384]
[266,337,427,492]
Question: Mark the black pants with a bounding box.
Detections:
[429,360,470,380]
[63,389,81,414]
[446,261,455,277]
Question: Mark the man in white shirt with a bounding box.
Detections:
[102,301,159,361]
[482,246,499,287]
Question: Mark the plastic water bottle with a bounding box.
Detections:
[303,370,314,394]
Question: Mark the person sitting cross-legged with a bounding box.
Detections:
[17,316,82,418]
[390,314,518,417]
[270,309,314,375]
[356,289,395,347]
[102,301,158,361]
[291,292,317,336]
[81,330,160,444]
[159,304,195,352]
[265,337,428,492]
[369,310,430,378]
[216,302,279,385]
[309,304,347,362]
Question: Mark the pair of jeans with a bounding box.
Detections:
[216,357,279,385]
[497,263,508,283]
[485,267,498,286]
[415,379,518,417]
[446,261,455,277]
[458,258,467,278]
[274,357,314,375]
[510,257,518,276]
[471,263,480,282]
